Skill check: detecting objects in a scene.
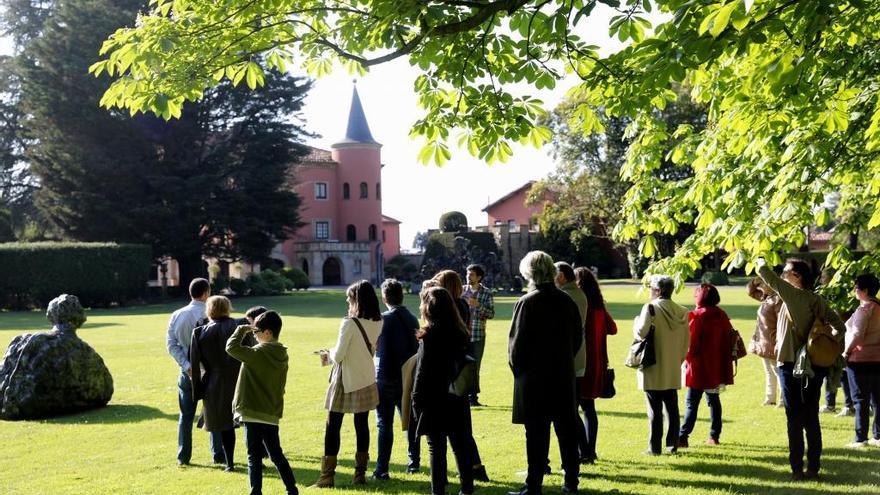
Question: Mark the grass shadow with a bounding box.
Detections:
[40,404,177,424]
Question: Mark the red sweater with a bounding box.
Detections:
[579,307,617,399]
[685,307,734,390]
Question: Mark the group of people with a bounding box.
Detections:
[165,251,880,495]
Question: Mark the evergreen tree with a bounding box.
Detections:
[17,0,309,282]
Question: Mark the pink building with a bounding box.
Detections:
[274,85,401,286]
[483,181,546,229]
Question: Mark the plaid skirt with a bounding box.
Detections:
[324,364,379,413]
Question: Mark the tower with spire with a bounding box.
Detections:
[274,83,400,286]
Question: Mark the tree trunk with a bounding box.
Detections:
[176,252,208,290]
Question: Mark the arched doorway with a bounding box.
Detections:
[322,257,342,286]
[301,259,309,275]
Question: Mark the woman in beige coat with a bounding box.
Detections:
[747,277,783,405]
[633,275,689,455]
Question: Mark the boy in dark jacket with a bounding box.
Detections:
[226,311,298,495]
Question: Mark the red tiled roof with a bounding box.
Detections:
[382,215,402,224]
[299,147,337,165]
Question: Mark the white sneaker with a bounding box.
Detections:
[763,399,776,406]
[819,405,837,414]
[845,441,867,449]
[837,407,855,417]
[867,438,880,447]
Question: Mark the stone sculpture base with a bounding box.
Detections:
[0,330,113,420]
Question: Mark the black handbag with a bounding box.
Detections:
[600,368,616,399]
[449,354,478,397]
[625,304,656,369]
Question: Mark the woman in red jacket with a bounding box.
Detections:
[678,283,734,447]
[575,267,617,464]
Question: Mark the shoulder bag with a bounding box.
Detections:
[351,317,374,356]
[625,304,656,369]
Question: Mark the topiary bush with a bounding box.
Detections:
[0,242,152,309]
[700,271,730,286]
[229,277,248,296]
[439,211,468,232]
[210,275,229,295]
[247,270,292,296]
[280,266,310,290]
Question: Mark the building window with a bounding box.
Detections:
[315,182,328,200]
[360,182,368,199]
[508,219,518,231]
[315,221,329,239]
[346,225,357,242]
[382,230,386,242]
[368,224,377,241]
[376,183,381,200]
[343,183,350,200]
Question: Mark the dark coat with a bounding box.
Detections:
[376,306,419,385]
[508,283,583,424]
[412,323,469,437]
[191,317,241,431]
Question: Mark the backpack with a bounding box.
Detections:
[806,313,843,368]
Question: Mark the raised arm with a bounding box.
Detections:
[757,264,801,307]
[747,278,765,302]
[226,325,259,364]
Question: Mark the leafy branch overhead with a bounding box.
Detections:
[95,0,880,291]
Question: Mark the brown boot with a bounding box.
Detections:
[353,452,369,485]
[312,456,336,488]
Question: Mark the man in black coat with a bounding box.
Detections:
[508,251,584,495]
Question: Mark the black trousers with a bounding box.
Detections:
[525,412,580,491]
[644,389,679,454]
[219,428,236,468]
[244,422,297,495]
[325,411,369,455]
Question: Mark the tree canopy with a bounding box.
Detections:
[9,0,311,283]
[94,0,880,290]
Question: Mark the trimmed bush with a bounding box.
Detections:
[229,277,248,295]
[701,271,730,286]
[439,211,468,232]
[210,275,229,295]
[0,242,152,309]
[280,267,310,290]
[246,270,292,296]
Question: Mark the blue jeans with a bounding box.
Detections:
[645,389,679,454]
[244,422,297,495]
[778,363,827,473]
[824,367,853,409]
[575,399,597,459]
[846,362,880,442]
[177,371,223,464]
[679,388,722,441]
[375,380,420,475]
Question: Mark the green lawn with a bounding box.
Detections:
[1,287,879,494]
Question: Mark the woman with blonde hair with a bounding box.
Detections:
[314,280,383,488]
[190,295,242,472]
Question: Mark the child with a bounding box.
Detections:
[226,311,298,495]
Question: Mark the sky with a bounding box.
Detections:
[1,5,636,250]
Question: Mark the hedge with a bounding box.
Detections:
[0,242,152,309]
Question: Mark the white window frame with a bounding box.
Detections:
[315,220,330,240]
[315,182,328,200]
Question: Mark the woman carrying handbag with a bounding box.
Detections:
[575,267,618,464]
[314,281,383,488]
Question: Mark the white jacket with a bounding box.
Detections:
[634,298,689,391]
[330,317,382,393]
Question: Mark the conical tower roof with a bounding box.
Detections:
[332,83,381,148]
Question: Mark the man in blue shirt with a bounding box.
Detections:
[373,279,421,479]
[166,277,222,465]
